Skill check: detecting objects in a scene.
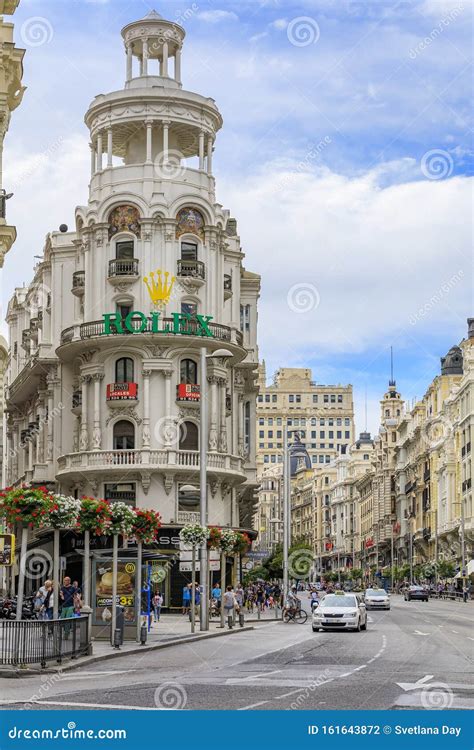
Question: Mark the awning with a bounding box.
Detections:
[454,559,474,578]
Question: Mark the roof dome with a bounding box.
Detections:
[441,345,463,376]
[143,9,162,19]
[289,435,311,476]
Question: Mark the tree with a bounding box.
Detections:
[437,560,455,579]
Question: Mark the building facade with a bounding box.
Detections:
[0,0,25,266]
[4,10,260,604]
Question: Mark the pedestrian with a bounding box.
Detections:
[223,585,236,623]
[182,583,191,615]
[59,576,76,637]
[234,583,244,611]
[152,591,163,621]
[212,581,222,611]
[34,580,49,618]
[462,583,468,603]
[41,580,54,621]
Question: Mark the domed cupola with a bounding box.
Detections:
[122,9,185,88]
[289,435,311,476]
[440,345,463,375]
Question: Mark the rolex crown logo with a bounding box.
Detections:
[143,270,176,306]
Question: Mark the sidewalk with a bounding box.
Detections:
[0,609,280,677]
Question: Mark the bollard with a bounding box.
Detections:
[239,612,245,628]
[257,606,261,620]
[113,628,121,650]
[140,623,147,645]
[275,605,279,620]
[112,606,125,648]
[228,614,233,629]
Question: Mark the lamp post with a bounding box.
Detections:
[283,424,290,596]
[198,348,233,632]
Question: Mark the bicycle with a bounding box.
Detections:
[283,607,308,624]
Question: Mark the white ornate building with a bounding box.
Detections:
[4,10,260,601]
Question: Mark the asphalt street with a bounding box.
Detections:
[0,596,472,711]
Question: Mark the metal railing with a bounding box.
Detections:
[72,270,85,289]
[0,616,90,669]
[177,259,205,279]
[75,318,242,345]
[108,258,139,277]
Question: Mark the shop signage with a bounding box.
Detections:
[107,382,138,400]
[101,311,215,337]
[177,383,200,401]
[325,542,333,551]
[0,534,15,566]
[365,538,374,549]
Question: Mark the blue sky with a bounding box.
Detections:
[1,0,473,434]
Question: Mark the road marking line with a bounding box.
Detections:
[0,699,158,711]
[237,701,269,710]
[274,679,335,700]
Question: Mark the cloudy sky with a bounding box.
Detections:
[1,0,472,435]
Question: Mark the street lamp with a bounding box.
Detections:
[199,347,233,631]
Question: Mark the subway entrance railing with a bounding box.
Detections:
[0,616,90,669]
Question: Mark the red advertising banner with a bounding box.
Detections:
[107,382,138,400]
[325,541,333,551]
[365,538,374,549]
[177,383,200,401]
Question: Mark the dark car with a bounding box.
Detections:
[404,585,429,602]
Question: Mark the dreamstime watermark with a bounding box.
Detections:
[154,681,188,709]
[420,682,454,710]
[154,415,187,447]
[287,16,320,47]
[20,549,53,581]
[154,149,187,181]
[409,270,464,325]
[8,402,65,460]
[23,670,64,710]
[273,136,332,193]
[288,548,315,579]
[287,283,320,314]
[409,4,464,59]
[20,16,54,47]
[289,669,331,709]
[420,148,454,180]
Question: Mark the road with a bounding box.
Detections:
[0,596,472,711]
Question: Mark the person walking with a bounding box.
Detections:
[234,583,244,612]
[182,583,191,615]
[42,581,54,621]
[34,580,49,619]
[152,591,163,621]
[60,576,76,637]
[462,582,468,603]
[212,581,222,611]
[223,586,236,625]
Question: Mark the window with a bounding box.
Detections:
[116,240,134,259]
[320,419,325,426]
[296,395,301,403]
[259,430,264,438]
[268,418,273,426]
[311,431,316,438]
[320,443,325,449]
[289,395,294,403]
[277,430,282,438]
[259,443,264,449]
[240,304,250,332]
[113,420,135,450]
[345,418,350,426]
[324,395,329,403]
[345,431,350,439]
[328,419,334,426]
[319,456,324,464]
[385,409,390,417]
[312,455,317,463]
[277,455,282,463]
[179,421,199,451]
[271,455,276,463]
[330,395,336,403]
[337,431,342,439]
[313,395,318,403]
[265,394,270,403]
[337,395,343,403]
[364,454,369,460]
[264,455,269,464]
[294,419,299,426]
[268,430,273,438]
[104,482,136,505]
[268,443,274,449]
[277,418,282,425]
[244,401,251,452]
[337,418,342,426]
[180,358,198,384]
[181,301,197,317]
[272,394,277,402]
[181,241,198,261]
[259,418,264,425]
[117,303,132,320]
[329,431,334,439]
[258,395,263,402]
[115,357,134,383]
[320,431,325,438]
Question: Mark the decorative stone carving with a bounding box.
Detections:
[163,474,174,495]
[209,479,219,497]
[141,472,151,495]
[106,407,142,426]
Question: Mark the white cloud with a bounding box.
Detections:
[198,10,239,23]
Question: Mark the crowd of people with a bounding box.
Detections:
[33,576,83,621]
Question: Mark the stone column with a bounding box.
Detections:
[80,375,89,451]
[162,120,169,161]
[237,393,244,458]
[92,373,103,450]
[162,41,169,76]
[175,48,182,84]
[90,142,96,177]
[126,43,133,81]
[164,371,172,446]
[96,132,103,172]
[46,390,54,462]
[207,136,213,176]
[107,127,113,167]
[12,422,19,480]
[218,377,227,453]
[142,38,149,76]
[208,375,218,451]
[146,120,153,163]
[198,131,205,171]
[142,370,152,447]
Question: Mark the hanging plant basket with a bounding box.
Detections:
[0,486,54,529]
[109,502,136,536]
[132,508,162,544]
[220,529,238,554]
[179,523,210,547]
[78,497,112,536]
[207,526,222,550]
[48,495,81,529]
[233,531,251,555]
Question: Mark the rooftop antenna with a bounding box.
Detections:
[389,346,396,387]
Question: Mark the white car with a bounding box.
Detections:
[364,588,390,610]
[312,592,367,632]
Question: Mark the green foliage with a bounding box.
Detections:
[437,560,455,579]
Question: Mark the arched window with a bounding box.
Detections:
[179,421,198,451]
[180,358,198,385]
[180,241,198,261]
[385,409,390,417]
[115,357,134,383]
[113,420,135,450]
[116,239,134,259]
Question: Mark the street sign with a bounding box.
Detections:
[0,534,15,566]
[247,550,270,560]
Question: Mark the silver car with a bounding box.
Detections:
[364,588,390,610]
[312,592,367,632]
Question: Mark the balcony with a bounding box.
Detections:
[177,259,205,288]
[72,270,85,296]
[106,382,138,405]
[176,383,200,404]
[177,510,201,525]
[56,449,245,480]
[223,274,232,300]
[108,258,139,283]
